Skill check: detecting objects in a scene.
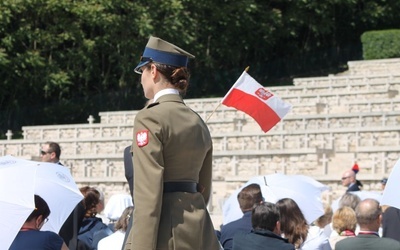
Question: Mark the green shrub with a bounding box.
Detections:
[361,29,400,60]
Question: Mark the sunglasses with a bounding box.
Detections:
[40,150,51,155]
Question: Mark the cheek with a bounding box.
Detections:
[141,75,154,99]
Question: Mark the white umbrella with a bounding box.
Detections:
[222,173,327,225]
[0,155,83,250]
[381,158,400,209]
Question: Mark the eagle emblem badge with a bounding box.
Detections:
[136,130,149,147]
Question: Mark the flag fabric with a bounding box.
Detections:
[221,71,292,133]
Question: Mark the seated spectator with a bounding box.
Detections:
[276,198,331,250]
[97,206,134,250]
[329,207,357,249]
[220,183,263,249]
[78,186,112,250]
[9,195,68,250]
[336,199,400,250]
[232,202,295,250]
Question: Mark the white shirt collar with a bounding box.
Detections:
[153,88,179,103]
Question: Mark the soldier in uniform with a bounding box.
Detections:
[123,36,220,250]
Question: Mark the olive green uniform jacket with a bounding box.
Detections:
[124,94,220,250]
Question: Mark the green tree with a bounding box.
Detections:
[1,0,400,137]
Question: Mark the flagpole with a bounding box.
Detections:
[205,66,250,123]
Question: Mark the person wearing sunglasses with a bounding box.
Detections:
[40,141,62,165]
[341,170,360,192]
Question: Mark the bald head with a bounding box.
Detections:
[341,169,356,187]
[355,199,381,231]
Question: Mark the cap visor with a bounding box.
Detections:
[134,61,151,74]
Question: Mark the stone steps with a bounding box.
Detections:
[346,58,400,76]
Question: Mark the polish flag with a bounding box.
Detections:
[221,71,292,133]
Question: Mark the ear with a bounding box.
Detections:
[35,215,44,229]
[150,64,158,79]
[50,151,56,160]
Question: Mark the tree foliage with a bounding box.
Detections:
[0,0,399,137]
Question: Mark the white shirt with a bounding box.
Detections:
[301,225,332,250]
[97,230,125,250]
[153,88,179,102]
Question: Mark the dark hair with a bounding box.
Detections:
[146,63,190,95]
[237,184,263,212]
[46,141,61,159]
[115,206,134,232]
[80,186,101,218]
[276,198,308,249]
[252,202,280,231]
[27,195,51,222]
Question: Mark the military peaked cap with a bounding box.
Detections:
[134,36,195,74]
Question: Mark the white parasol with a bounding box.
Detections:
[222,173,328,225]
[0,155,83,250]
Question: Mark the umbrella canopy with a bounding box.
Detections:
[0,155,83,250]
[381,158,400,209]
[222,173,328,225]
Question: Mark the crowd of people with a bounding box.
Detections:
[9,36,400,250]
[216,164,399,250]
[217,180,400,250]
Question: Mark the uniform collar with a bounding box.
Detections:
[153,88,179,103]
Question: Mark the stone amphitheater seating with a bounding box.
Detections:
[1,57,400,227]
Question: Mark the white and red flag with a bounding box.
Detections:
[221,71,292,133]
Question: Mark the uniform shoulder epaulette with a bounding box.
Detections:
[147,102,160,108]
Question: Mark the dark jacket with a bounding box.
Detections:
[220,211,253,250]
[336,234,400,250]
[78,217,112,250]
[59,202,86,249]
[346,183,361,192]
[233,229,295,250]
[124,145,134,197]
[383,206,400,242]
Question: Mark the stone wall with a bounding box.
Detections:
[1,58,400,229]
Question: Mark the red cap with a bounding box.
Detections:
[352,162,359,174]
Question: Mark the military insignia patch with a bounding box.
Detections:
[136,130,149,147]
